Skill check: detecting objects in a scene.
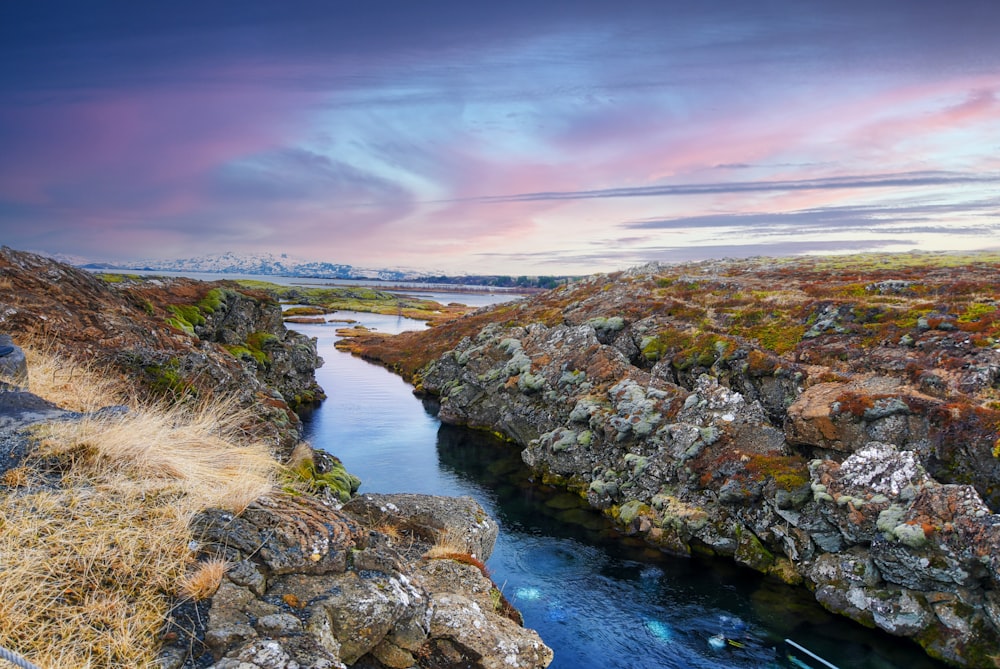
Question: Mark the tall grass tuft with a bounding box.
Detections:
[0,340,280,668]
[20,336,129,412]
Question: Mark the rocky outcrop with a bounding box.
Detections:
[0,247,323,455]
[1,342,550,669]
[345,256,1000,667]
[176,492,552,669]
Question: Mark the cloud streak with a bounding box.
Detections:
[448,171,1000,205]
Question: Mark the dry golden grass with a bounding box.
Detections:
[285,440,315,472]
[374,522,402,542]
[0,485,191,668]
[422,531,473,560]
[0,466,28,488]
[20,337,128,412]
[177,558,230,601]
[0,343,280,668]
[38,398,278,513]
[423,532,490,578]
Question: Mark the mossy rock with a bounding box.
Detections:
[292,450,361,503]
[142,359,195,399]
[167,304,206,332]
[734,525,775,572]
[196,288,226,313]
[616,499,655,526]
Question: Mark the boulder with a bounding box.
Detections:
[0,335,27,391]
[173,492,550,669]
[343,492,500,561]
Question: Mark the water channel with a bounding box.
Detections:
[289,306,948,669]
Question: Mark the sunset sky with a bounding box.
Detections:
[2,1,999,275]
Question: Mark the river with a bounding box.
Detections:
[289,309,948,669]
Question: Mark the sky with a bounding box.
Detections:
[1,1,999,275]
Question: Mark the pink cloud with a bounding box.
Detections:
[0,79,319,215]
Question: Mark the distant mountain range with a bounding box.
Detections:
[79,251,429,281]
[68,250,571,288]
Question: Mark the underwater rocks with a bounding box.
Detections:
[178,493,552,669]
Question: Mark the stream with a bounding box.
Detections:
[289,307,947,669]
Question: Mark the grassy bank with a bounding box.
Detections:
[0,342,279,668]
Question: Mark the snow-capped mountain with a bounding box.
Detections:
[79,252,429,281]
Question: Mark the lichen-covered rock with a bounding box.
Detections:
[0,335,27,391]
[343,492,499,561]
[175,492,550,669]
[347,256,1000,667]
[426,593,554,669]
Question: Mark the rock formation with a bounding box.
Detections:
[176,492,550,669]
[0,248,552,669]
[0,247,323,455]
[343,254,1000,667]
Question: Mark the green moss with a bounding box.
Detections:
[283,306,327,316]
[672,333,736,370]
[836,283,868,298]
[165,317,194,336]
[224,345,267,366]
[292,453,361,503]
[225,331,279,367]
[166,304,206,336]
[196,288,226,313]
[142,359,195,399]
[734,524,775,571]
[616,500,655,526]
[744,454,810,491]
[247,331,278,351]
[640,329,694,363]
[233,280,459,322]
[958,301,996,323]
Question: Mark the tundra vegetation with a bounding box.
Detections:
[0,248,552,669]
[341,251,1000,667]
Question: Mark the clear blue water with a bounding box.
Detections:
[291,313,948,669]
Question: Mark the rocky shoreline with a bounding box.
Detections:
[0,248,553,669]
[342,255,1000,668]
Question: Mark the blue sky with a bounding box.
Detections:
[1,1,999,274]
